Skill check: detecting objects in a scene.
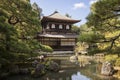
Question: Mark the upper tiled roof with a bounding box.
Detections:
[41,11,80,23]
[48,11,75,20]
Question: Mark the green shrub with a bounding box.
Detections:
[41,44,53,52]
[16,62,32,68]
[18,54,30,62]
[105,54,118,65]
[0,58,10,66]
[115,58,120,67]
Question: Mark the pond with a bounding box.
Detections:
[6,60,119,80]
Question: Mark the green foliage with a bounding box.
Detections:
[32,2,43,19]
[0,0,52,71]
[40,44,53,52]
[0,57,10,66]
[18,53,30,62]
[65,13,71,18]
[85,0,120,54]
[16,62,32,68]
[72,25,80,34]
[88,48,101,55]
[0,0,44,69]
[115,58,120,66]
[105,54,118,64]
[87,0,120,27]
[105,54,120,67]
[79,24,93,33]
[78,32,103,43]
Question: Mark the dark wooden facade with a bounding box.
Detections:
[37,11,80,51]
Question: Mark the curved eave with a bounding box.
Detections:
[38,34,78,38]
[41,16,80,24]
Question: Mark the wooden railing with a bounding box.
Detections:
[44,30,78,35]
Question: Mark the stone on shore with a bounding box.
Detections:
[31,64,46,77]
[101,61,114,76]
[46,61,60,72]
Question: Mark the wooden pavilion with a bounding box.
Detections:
[37,11,80,51]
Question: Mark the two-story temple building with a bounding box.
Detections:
[37,11,80,51]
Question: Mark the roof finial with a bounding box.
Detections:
[54,10,58,13]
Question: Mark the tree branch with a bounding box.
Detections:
[8,15,19,25]
[107,22,120,29]
[89,33,120,50]
[102,14,120,21]
[108,34,120,50]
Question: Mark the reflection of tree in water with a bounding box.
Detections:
[41,63,103,80]
[79,63,118,80]
[79,63,101,80]
[41,69,78,80]
[41,63,104,80]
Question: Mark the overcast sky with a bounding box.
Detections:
[30,0,98,26]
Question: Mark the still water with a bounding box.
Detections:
[6,62,119,80]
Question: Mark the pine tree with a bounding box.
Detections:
[0,0,42,63]
[86,0,120,54]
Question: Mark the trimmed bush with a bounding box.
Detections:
[105,54,118,65]
[40,44,53,52]
[115,58,120,67]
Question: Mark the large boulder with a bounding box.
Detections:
[46,61,60,72]
[9,65,19,74]
[32,60,39,68]
[19,68,30,74]
[31,64,46,77]
[101,61,114,76]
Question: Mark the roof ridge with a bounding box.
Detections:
[49,11,59,16]
[48,11,75,20]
